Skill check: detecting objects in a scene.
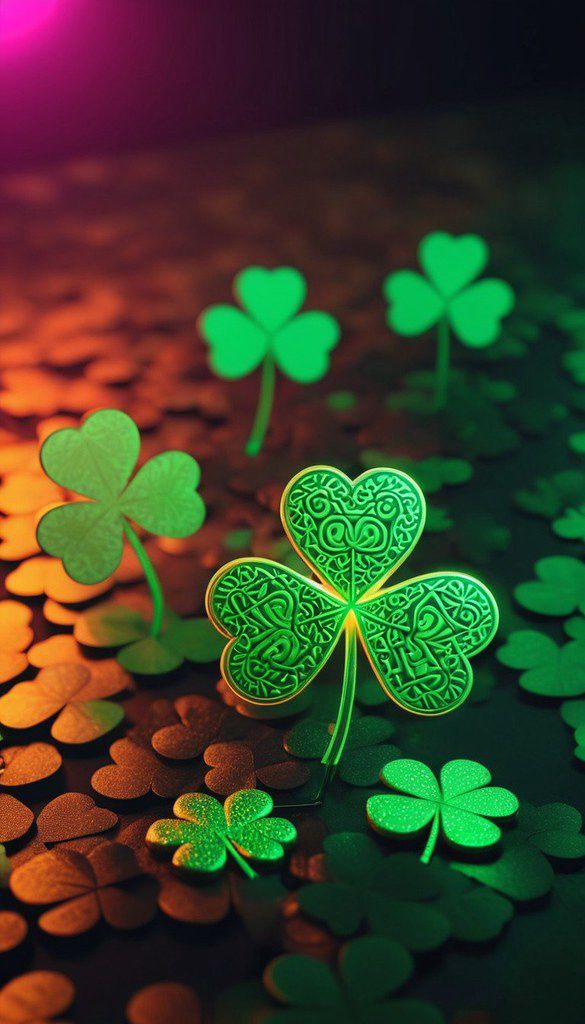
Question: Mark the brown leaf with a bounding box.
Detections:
[126,982,201,1024]
[204,733,310,796]
[10,842,157,937]
[204,741,256,795]
[0,911,28,953]
[0,971,74,1022]
[0,743,62,787]
[0,794,34,844]
[0,663,129,743]
[92,738,203,801]
[158,875,230,925]
[0,601,33,685]
[150,695,238,760]
[37,794,118,843]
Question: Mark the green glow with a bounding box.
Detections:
[207,465,499,784]
[383,231,515,409]
[199,266,340,455]
[146,790,296,880]
[36,409,205,637]
[367,758,519,863]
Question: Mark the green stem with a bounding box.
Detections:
[122,522,165,638]
[420,812,440,864]
[321,617,357,772]
[220,834,258,881]
[245,354,276,457]
[434,316,450,410]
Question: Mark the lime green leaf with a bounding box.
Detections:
[39,408,140,500]
[272,311,340,383]
[419,232,488,297]
[384,271,445,335]
[449,280,515,347]
[553,505,585,542]
[235,267,306,332]
[515,557,585,617]
[37,502,123,585]
[119,452,205,537]
[497,629,585,696]
[199,306,268,378]
[453,844,554,901]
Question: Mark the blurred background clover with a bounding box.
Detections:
[383,231,515,409]
[198,266,340,455]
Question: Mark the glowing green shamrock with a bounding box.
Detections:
[383,232,515,409]
[367,759,518,864]
[36,409,205,652]
[146,791,296,881]
[198,267,340,456]
[206,466,498,790]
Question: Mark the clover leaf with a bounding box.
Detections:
[37,409,206,672]
[297,832,450,951]
[497,629,585,697]
[285,713,399,787]
[514,557,585,617]
[560,694,585,761]
[384,232,514,408]
[199,267,340,455]
[515,470,585,519]
[146,790,296,881]
[510,802,585,860]
[263,935,444,1024]
[206,465,498,799]
[367,759,518,863]
[453,843,554,901]
[428,861,513,942]
[553,504,585,543]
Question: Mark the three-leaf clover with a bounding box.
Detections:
[514,557,585,617]
[263,936,444,1024]
[198,267,340,456]
[384,232,514,408]
[146,790,296,881]
[367,759,518,863]
[297,832,451,951]
[206,465,498,791]
[36,409,206,669]
[497,626,585,697]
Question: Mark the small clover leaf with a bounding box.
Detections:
[367,759,518,863]
[553,504,585,543]
[297,833,450,951]
[428,862,513,942]
[453,844,554,901]
[384,232,514,409]
[510,802,585,860]
[263,935,444,1024]
[514,557,585,617]
[515,470,585,519]
[37,409,205,584]
[569,431,585,455]
[285,713,399,787]
[146,790,296,880]
[497,629,585,697]
[560,694,585,762]
[199,267,340,455]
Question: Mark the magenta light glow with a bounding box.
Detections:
[0,0,59,44]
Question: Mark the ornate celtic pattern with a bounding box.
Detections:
[207,559,346,703]
[283,467,424,601]
[355,573,499,714]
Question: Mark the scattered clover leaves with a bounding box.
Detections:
[384,231,514,348]
[367,759,518,863]
[37,409,205,584]
[285,713,399,787]
[146,791,296,877]
[199,266,340,384]
[514,470,585,519]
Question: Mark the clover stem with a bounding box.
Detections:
[122,522,165,638]
[321,617,357,773]
[434,316,450,410]
[220,834,258,881]
[420,812,440,865]
[245,353,276,457]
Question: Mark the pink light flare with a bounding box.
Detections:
[0,0,60,44]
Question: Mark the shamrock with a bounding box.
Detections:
[452,843,554,902]
[428,861,513,943]
[384,231,514,408]
[367,759,518,863]
[9,842,157,936]
[0,663,129,743]
[285,712,400,787]
[560,688,585,762]
[74,601,224,675]
[206,465,498,789]
[36,409,206,669]
[263,936,444,1024]
[497,627,585,697]
[515,470,585,519]
[510,802,585,861]
[296,832,451,950]
[553,504,585,543]
[198,267,340,455]
[514,556,585,617]
[146,790,297,881]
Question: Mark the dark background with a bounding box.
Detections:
[1,0,583,169]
